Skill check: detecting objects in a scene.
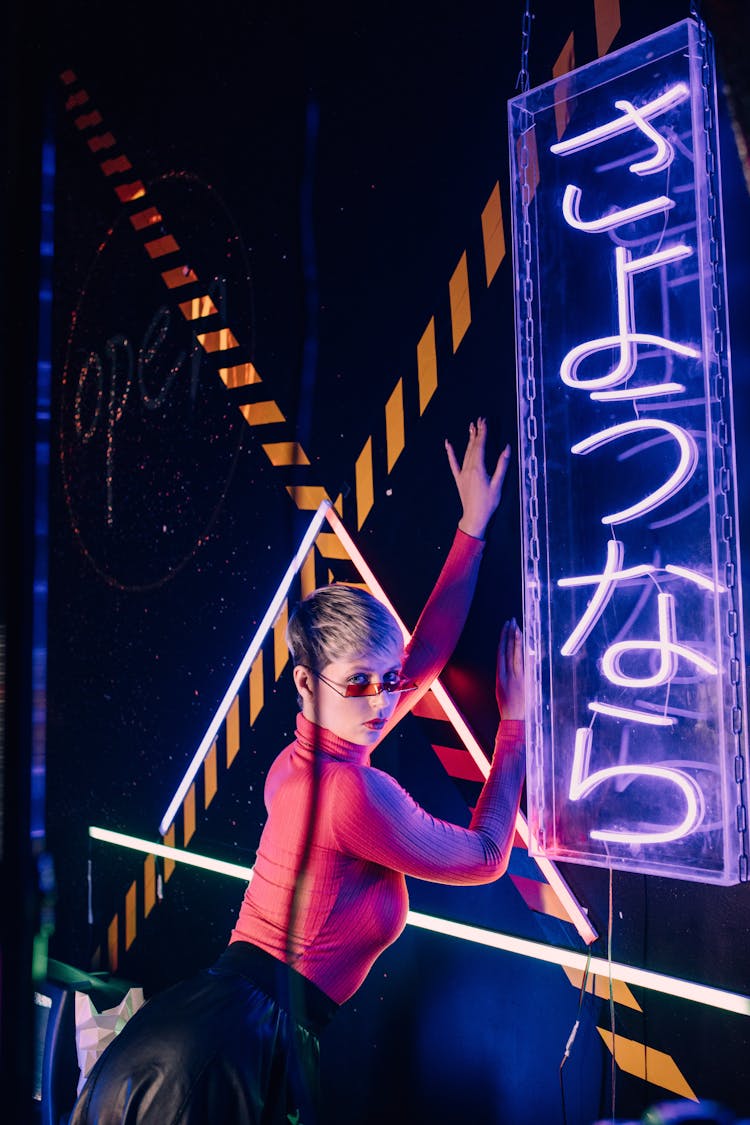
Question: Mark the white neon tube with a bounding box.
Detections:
[569,728,702,845]
[561,183,675,233]
[613,98,675,174]
[559,244,699,392]
[90,825,254,880]
[588,701,676,727]
[158,500,333,837]
[664,564,725,594]
[590,382,686,402]
[550,83,690,158]
[601,591,718,687]
[559,540,626,657]
[571,419,699,525]
[405,911,750,1018]
[88,826,750,1019]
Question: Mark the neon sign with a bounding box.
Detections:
[508,19,748,882]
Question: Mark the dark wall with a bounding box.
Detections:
[31,2,750,1123]
[0,0,49,1113]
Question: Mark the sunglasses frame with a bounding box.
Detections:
[309,668,417,698]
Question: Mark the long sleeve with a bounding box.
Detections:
[232,716,525,1003]
[383,528,485,734]
[327,718,525,884]
[468,718,526,866]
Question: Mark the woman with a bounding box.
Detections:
[69,418,526,1125]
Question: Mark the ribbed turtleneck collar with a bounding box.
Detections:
[295,712,372,766]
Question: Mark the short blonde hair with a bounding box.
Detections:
[286,584,403,670]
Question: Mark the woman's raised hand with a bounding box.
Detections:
[445,417,511,540]
[496,618,525,721]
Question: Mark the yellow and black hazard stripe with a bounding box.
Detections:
[59,68,508,555]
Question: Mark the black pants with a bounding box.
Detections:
[68,943,339,1125]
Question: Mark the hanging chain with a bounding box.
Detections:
[691,5,749,879]
[514,0,544,844]
[516,0,533,93]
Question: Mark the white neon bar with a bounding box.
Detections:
[602,591,718,687]
[158,500,333,837]
[549,83,690,158]
[571,419,699,526]
[588,701,676,727]
[90,825,255,881]
[559,244,699,391]
[613,98,675,174]
[406,911,750,1018]
[561,183,675,233]
[590,382,686,402]
[324,505,598,945]
[664,563,725,593]
[88,826,750,1018]
[569,728,702,845]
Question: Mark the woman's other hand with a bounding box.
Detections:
[496,618,525,721]
[445,417,511,540]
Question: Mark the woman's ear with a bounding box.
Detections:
[293,665,315,700]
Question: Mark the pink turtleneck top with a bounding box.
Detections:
[229,529,525,1004]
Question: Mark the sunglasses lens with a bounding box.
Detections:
[344,680,416,696]
[340,677,417,697]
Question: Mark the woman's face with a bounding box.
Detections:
[301,639,406,745]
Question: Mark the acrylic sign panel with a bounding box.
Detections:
[508,19,748,883]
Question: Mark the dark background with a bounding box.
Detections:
[3,1,750,1123]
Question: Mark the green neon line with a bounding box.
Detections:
[89,826,750,1018]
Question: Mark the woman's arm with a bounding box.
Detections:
[468,620,526,864]
[446,416,510,541]
[331,621,526,885]
[389,419,511,725]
